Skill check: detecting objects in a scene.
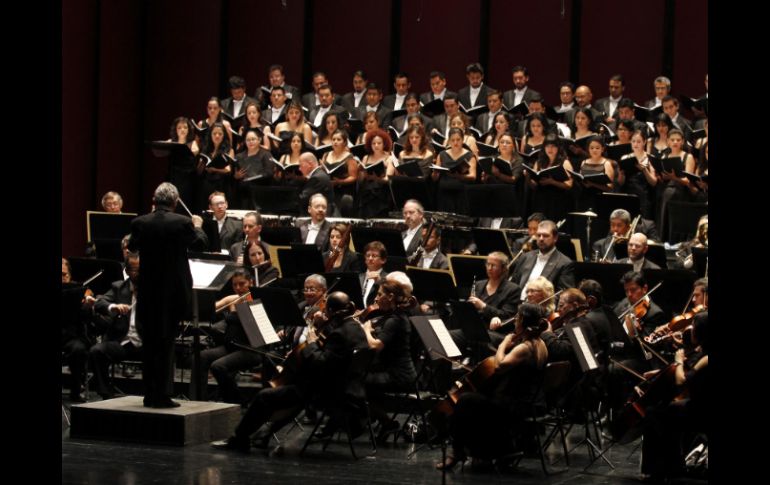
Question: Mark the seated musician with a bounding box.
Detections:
[101,191,123,213]
[450,252,521,351]
[208,191,243,251]
[592,209,632,262]
[323,223,360,273]
[89,252,143,400]
[229,211,269,264]
[61,257,96,402]
[640,311,708,481]
[212,291,368,451]
[414,225,449,270]
[436,302,548,470]
[650,277,707,345]
[617,232,661,271]
[245,240,278,285]
[613,271,668,337]
[360,241,389,307]
[510,219,575,300]
[577,279,621,360]
[511,212,544,253]
[360,280,418,440]
[198,269,260,405]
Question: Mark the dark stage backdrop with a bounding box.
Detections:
[62,0,707,256]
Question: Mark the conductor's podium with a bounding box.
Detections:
[69,396,240,446]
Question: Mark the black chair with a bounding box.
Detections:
[666,201,707,243]
[528,361,572,475]
[300,347,378,459]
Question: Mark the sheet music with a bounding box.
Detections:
[572,326,598,370]
[250,302,280,345]
[189,260,225,288]
[429,318,462,358]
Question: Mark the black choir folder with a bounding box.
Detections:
[523,164,569,182]
[147,141,194,158]
[478,157,514,177]
[567,169,611,185]
[395,159,426,177]
[359,159,386,177]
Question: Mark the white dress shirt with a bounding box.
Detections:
[469,84,482,107]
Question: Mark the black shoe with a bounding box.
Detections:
[211,436,250,452]
[152,397,181,408]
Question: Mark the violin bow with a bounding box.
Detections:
[618,281,663,319]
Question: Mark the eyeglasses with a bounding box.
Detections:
[303,287,323,293]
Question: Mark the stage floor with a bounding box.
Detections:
[62,395,707,485]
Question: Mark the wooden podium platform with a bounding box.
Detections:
[70,396,241,446]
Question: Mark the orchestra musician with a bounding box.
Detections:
[212,291,368,451]
[360,241,389,307]
[640,311,708,482]
[61,257,96,402]
[436,302,548,470]
[511,219,575,299]
[617,233,662,271]
[413,225,449,270]
[197,269,260,405]
[592,209,633,262]
[89,252,143,401]
[207,192,243,251]
[401,199,426,256]
[613,271,667,337]
[229,211,269,265]
[360,280,418,440]
[101,191,123,213]
[323,223,360,273]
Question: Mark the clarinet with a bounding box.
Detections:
[470,275,477,298]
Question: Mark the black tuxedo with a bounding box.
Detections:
[458,84,495,110]
[307,104,346,128]
[256,84,300,109]
[419,90,458,106]
[356,104,393,129]
[301,92,343,112]
[214,216,243,252]
[416,251,449,270]
[90,278,143,398]
[670,114,693,140]
[391,113,433,135]
[128,207,208,404]
[502,87,541,109]
[615,257,661,270]
[430,113,451,137]
[340,91,367,114]
[359,270,388,307]
[383,92,416,111]
[220,95,259,120]
[511,248,575,294]
[402,223,425,257]
[299,168,335,214]
[297,219,331,252]
[475,110,503,134]
[594,96,632,122]
[563,105,604,129]
[261,105,288,126]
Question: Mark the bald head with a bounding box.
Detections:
[325,291,354,317]
[627,233,648,261]
[575,85,593,107]
[299,152,319,176]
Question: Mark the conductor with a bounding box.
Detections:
[128,182,209,408]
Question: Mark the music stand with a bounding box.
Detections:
[389,176,433,211]
[410,315,463,360]
[471,228,513,260]
[187,257,238,400]
[86,211,137,262]
[250,286,307,330]
[235,299,282,348]
[275,244,325,278]
[440,227,474,255]
[252,186,300,215]
[466,184,520,218]
[198,215,222,253]
[261,226,302,246]
[405,267,460,303]
[350,226,407,257]
[641,269,697,318]
[613,242,668,269]
[447,254,487,299]
[555,235,578,261]
[67,257,124,296]
[322,271,365,312]
[573,262,633,306]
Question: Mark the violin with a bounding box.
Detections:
[646,304,705,345]
[548,305,589,332]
